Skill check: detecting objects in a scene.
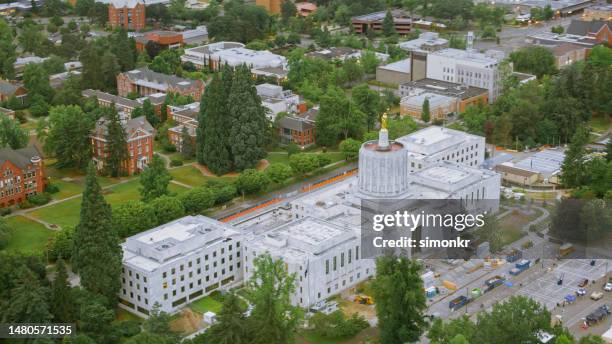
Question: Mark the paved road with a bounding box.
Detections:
[474,15,577,54]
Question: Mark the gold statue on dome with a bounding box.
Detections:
[381,113,388,130]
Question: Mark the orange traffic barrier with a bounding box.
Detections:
[220,198,282,223]
[300,169,358,193]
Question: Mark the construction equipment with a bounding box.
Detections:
[354,295,374,305]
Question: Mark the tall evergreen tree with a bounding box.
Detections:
[3,269,52,323]
[372,255,428,344]
[180,126,195,159]
[50,258,76,322]
[198,74,233,174]
[382,10,396,37]
[0,18,16,80]
[104,106,129,177]
[109,29,136,71]
[421,98,431,123]
[228,64,267,171]
[139,154,172,202]
[72,163,122,305]
[142,99,159,127]
[560,127,589,188]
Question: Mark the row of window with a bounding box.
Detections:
[325,246,360,274]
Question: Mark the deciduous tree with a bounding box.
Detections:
[372,255,428,344]
[140,154,172,202]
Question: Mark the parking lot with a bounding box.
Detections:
[517,259,610,310]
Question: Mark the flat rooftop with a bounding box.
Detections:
[250,217,356,259]
[514,149,565,175]
[378,58,410,73]
[400,78,488,100]
[430,48,504,66]
[397,126,483,156]
[414,165,472,184]
[401,92,454,108]
[123,216,238,270]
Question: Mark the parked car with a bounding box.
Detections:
[591,291,604,300]
[604,282,612,292]
[586,305,610,326]
[578,278,589,287]
[577,288,587,296]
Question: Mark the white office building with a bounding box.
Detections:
[243,217,374,308]
[119,216,243,316]
[256,83,301,120]
[426,48,507,102]
[396,126,486,172]
[181,42,287,71]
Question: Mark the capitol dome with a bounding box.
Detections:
[357,121,409,198]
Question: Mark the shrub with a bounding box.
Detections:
[179,187,216,214]
[289,153,319,176]
[18,200,33,209]
[317,153,332,167]
[207,180,237,204]
[116,320,141,337]
[45,184,60,194]
[265,163,293,184]
[0,208,12,216]
[311,311,369,339]
[235,169,270,195]
[170,159,183,167]
[47,226,75,261]
[28,193,51,206]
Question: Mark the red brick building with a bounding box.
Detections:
[91,117,154,175]
[277,107,318,148]
[117,68,205,101]
[0,147,45,208]
[108,0,146,32]
[166,103,199,151]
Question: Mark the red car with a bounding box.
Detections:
[578,279,589,287]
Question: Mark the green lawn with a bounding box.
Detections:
[588,115,611,134]
[28,180,190,229]
[169,165,235,188]
[4,216,54,253]
[188,296,223,314]
[49,179,84,199]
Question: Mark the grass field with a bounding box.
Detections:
[49,179,85,199]
[588,115,611,134]
[4,216,54,253]
[28,180,190,229]
[169,165,235,187]
[188,296,223,314]
[116,308,144,322]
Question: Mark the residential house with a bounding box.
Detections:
[91,117,154,175]
[296,2,317,17]
[0,147,45,208]
[0,80,27,104]
[0,107,15,120]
